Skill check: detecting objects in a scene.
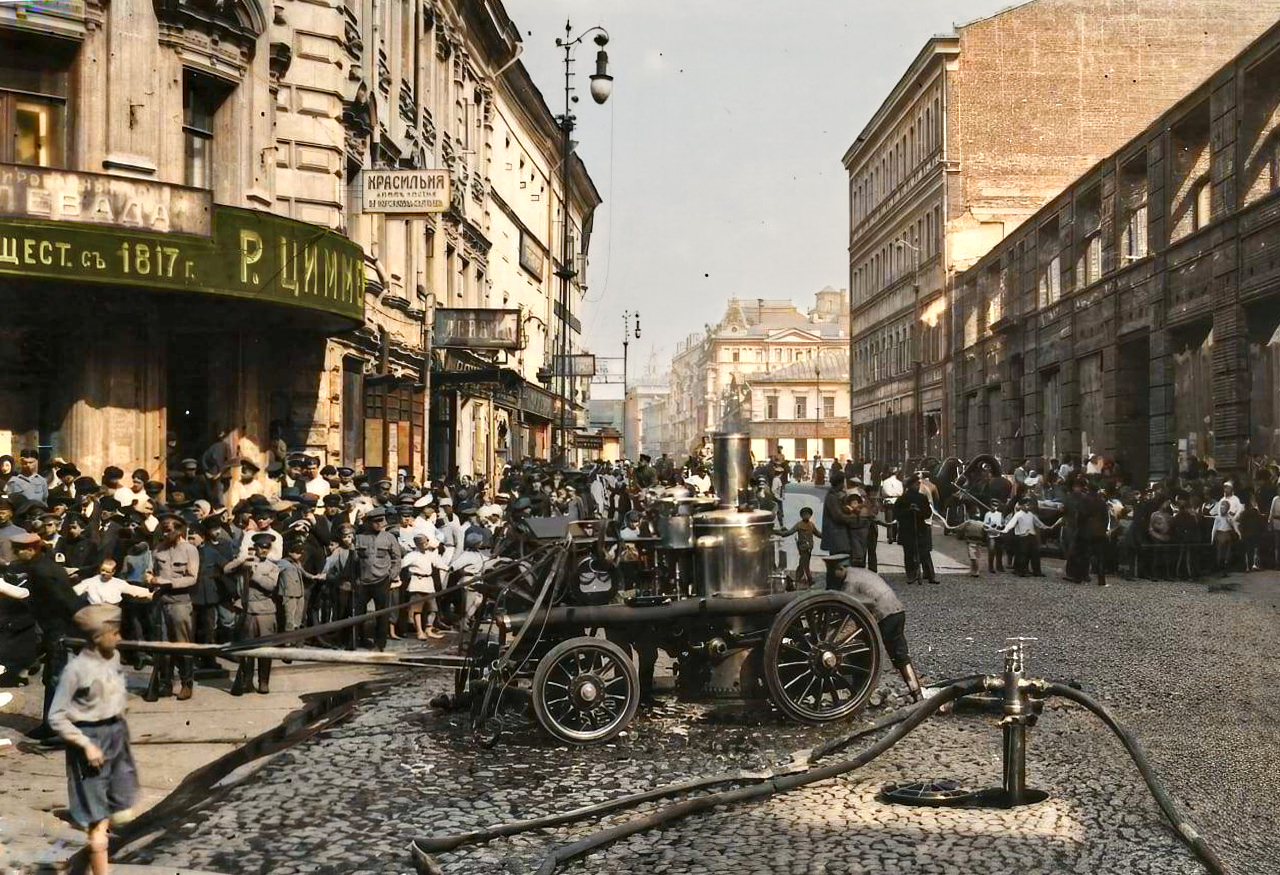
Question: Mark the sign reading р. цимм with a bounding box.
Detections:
[362,170,450,214]
[0,205,366,324]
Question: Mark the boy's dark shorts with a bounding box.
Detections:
[66,717,138,827]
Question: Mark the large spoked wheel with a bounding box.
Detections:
[764,591,881,723]
[532,637,639,745]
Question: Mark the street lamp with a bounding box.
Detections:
[896,238,923,464]
[553,21,613,468]
[622,310,640,457]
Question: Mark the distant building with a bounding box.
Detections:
[951,20,1280,482]
[842,0,1280,467]
[748,350,852,466]
[664,288,849,458]
[623,381,669,459]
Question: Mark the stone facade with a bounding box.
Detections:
[843,0,1280,469]
[0,0,597,483]
[952,19,1280,482]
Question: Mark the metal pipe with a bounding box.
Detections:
[499,591,801,633]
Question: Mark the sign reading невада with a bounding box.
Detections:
[362,170,450,214]
[0,164,211,236]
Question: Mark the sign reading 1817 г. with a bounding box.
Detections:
[362,170,450,214]
[0,205,366,324]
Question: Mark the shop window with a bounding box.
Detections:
[0,35,75,168]
[795,437,808,459]
[822,437,836,459]
[183,71,229,189]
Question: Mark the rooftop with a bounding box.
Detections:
[751,350,851,383]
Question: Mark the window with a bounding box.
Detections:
[0,37,74,168]
[1193,178,1212,230]
[1119,153,1149,261]
[795,437,808,459]
[794,396,807,419]
[184,71,228,189]
[822,437,836,459]
[731,349,740,363]
[823,395,836,418]
[765,396,778,419]
[773,348,782,362]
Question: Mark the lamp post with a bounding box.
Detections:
[552,20,613,468]
[896,239,923,464]
[622,310,640,458]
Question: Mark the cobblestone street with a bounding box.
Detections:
[121,496,1280,875]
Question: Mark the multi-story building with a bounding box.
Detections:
[664,289,849,458]
[748,350,852,465]
[622,380,668,459]
[843,0,1280,468]
[952,19,1280,482]
[0,0,597,483]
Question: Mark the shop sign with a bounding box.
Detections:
[0,205,365,323]
[0,164,211,235]
[523,384,555,420]
[362,170,449,214]
[519,229,546,279]
[552,353,596,377]
[432,308,523,350]
[574,433,603,450]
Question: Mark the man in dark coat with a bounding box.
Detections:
[8,531,80,739]
[895,476,939,584]
[820,470,860,577]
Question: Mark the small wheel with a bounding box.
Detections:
[764,591,881,723]
[532,636,639,745]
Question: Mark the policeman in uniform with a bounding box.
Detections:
[225,532,280,695]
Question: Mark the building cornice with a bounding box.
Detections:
[841,36,958,170]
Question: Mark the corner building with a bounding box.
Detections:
[0,0,598,482]
[952,20,1280,482]
[843,0,1280,468]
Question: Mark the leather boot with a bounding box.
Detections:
[899,661,924,703]
[177,684,193,701]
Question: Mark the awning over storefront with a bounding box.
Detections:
[0,164,365,329]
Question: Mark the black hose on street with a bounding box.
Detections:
[527,677,985,875]
[1044,683,1227,875]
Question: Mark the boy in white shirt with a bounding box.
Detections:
[982,506,1006,573]
[402,534,445,639]
[74,559,154,605]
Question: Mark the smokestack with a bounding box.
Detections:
[712,432,752,510]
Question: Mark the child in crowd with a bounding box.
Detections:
[73,559,154,606]
[1211,499,1240,577]
[779,507,821,588]
[49,604,139,875]
[402,534,445,639]
[276,541,308,634]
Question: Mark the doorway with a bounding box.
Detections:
[166,333,212,463]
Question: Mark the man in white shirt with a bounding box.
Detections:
[880,469,904,543]
[75,559,154,605]
[1003,498,1054,577]
[302,456,331,498]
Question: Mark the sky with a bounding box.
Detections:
[506,0,1013,396]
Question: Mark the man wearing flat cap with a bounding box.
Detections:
[8,530,80,739]
[6,449,48,504]
[353,508,402,650]
[223,457,265,512]
[145,514,200,701]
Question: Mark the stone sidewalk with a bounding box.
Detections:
[0,654,408,874]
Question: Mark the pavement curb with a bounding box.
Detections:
[44,675,396,875]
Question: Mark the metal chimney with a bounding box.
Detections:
[712,432,752,509]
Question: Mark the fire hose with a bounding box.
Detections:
[409,675,1227,875]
